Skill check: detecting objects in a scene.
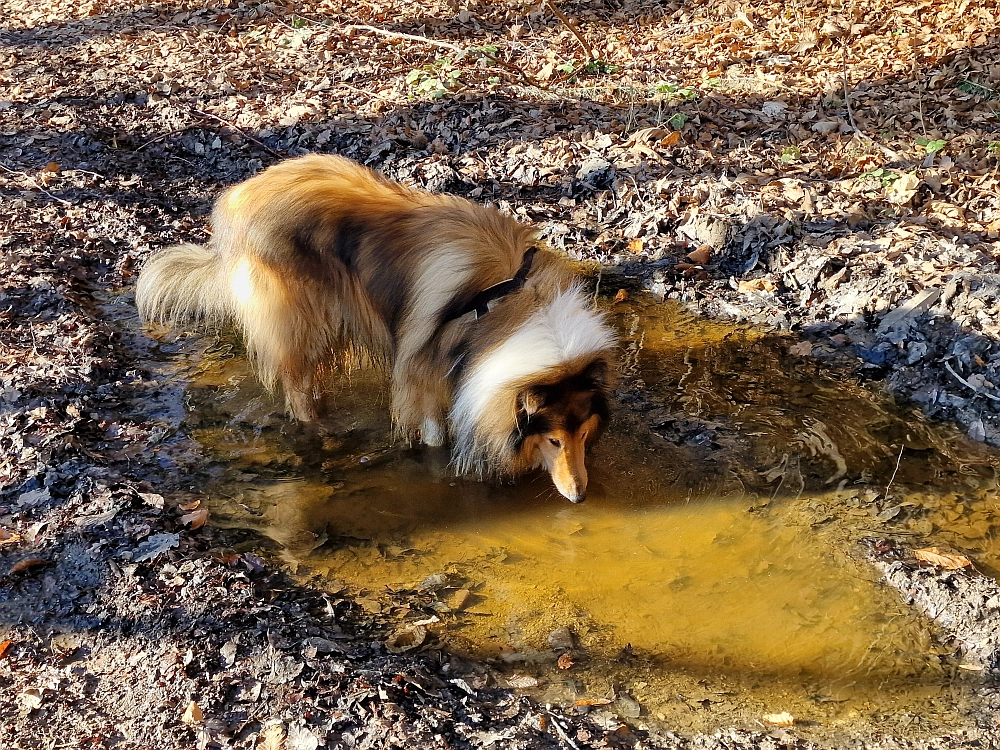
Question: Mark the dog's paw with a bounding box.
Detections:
[420,418,446,447]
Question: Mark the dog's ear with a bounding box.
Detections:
[582,358,610,388]
[517,386,546,416]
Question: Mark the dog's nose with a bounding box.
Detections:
[567,489,586,503]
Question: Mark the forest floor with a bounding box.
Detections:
[2,0,1000,748]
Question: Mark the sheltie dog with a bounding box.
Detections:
[136,154,616,502]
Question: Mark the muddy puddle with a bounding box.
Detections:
[144,295,1000,739]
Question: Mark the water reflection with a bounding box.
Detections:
[172,295,1000,736]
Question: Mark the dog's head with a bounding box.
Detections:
[512,359,611,502]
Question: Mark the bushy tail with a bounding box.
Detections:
[135,243,231,327]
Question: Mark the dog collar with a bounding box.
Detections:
[446,246,538,323]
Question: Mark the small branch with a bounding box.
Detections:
[944,360,1000,402]
[0,162,73,206]
[544,0,596,61]
[188,107,284,158]
[884,443,904,500]
[344,23,545,90]
[546,713,581,750]
[840,42,858,133]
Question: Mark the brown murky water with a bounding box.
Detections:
[160,296,1000,739]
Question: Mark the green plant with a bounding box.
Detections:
[405,57,461,99]
[655,82,697,100]
[988,141,1000,155]
[916,136,947,154]
[781,145,802,164]
[957,79,998,99]
[667,112,688,131]
[861,167,900,187]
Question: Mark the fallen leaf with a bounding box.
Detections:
[914,547,971,570]
[573,697,612,707]
[738,278,776,293]
[384,625,427,654]
[557,653,574,670]
[886,173,921,205]
[8,557,47,575]
[258,723,285,750]
[788,341,813,356]
[182,700,203,725]
[763,711,796,726]
[686,245,711,264]
[133,532,180,562]
[19,688,43,711]
[506,674,539,688]
[627,238,644,253]
[613,288,629,303]
[181,508,209,530]
[0,639,12,659]
[42,161,61,173]
[0,528,20,546]
[178,498,201,511]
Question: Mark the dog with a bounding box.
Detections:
[136,154,616,502]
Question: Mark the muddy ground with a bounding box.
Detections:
[3,0,1000,747]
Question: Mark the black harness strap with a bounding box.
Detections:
[444,246,538,324]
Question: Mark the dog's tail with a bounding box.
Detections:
[135,243,232,327]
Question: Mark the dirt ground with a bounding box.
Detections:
[3,0,1000,747]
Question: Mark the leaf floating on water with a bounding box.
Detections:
[418,572,450,591]
[763,711,796,726]
[613,288,629,304]
[914,546,971,570]
[181,508,209,530]
[178,497,201,511]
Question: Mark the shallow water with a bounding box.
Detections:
[164,295,1000,737]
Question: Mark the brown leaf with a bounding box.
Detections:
[181,700,203,725]
[627,238,644,253]
[763,711,796,726]
[42,161,61,173]
[686,245,711,264]
[8,557,47,575]
[0,639,12,659]
[0,528,21,546]
[181,508,209,530]
[914,547,971,570]
[613,288,629,304]
[788,341,813,356]
[178,498,201,511]
[573,697,612,707]
[557,652,574,670]
[506,674,539,688]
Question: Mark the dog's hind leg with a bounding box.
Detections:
[230,261,331,422]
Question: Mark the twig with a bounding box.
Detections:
[546,712,581,750]
[0,161,73,206]
[188,107,284,158]
[944,360,1000,402]
[884,443,904,500]
[135,126,198,152]
[544,0,596,61]
[840,42,858,133]
[344,23,544,90]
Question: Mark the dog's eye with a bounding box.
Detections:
[549,438,562,448]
